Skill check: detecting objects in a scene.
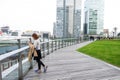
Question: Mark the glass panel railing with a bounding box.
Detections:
[1,56,19,80]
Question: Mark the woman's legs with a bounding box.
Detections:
[36,59,41,70]
[36,59,45,69]
[35,50,48,73]
[40,60,45,67]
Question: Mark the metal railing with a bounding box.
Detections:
[0,38,81,80]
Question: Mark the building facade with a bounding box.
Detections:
[66,6,74,38]
[74,9,81,38]
[54,0,82,38]
[84,0,104,35]
[55,7,64,38]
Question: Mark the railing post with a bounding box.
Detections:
[73,39,74,45]
[67,40,69,46]
[74,39,75,44]
[78,38,79,44]
[47,41,49,55]
[58,40,60,49]
[64,40,66,47]
[17,39,23,80]
[43,43,45,58]
[71,39,73,45]
[60,40,61,48]
[0,61,2,80]
[70,39,72,46]
[55,40,57,50]
[51,41,53,52]
[66,40,67,47]
[74,39,76,45]
[62,40,63,48]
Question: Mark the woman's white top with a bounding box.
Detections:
[33,39,41,50]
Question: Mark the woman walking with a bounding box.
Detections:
[31,33,48,73]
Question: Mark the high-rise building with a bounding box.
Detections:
[55,7,64,38]
[74,9,81,38]
[84,0,104,35]
[66,6,74,38]
[54,0,82,38]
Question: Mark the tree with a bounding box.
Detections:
[118,32,120,36]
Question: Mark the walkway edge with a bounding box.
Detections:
[76,51,120,71]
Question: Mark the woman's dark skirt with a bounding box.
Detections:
[34,50,42,60]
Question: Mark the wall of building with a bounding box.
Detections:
[84,0,104,35]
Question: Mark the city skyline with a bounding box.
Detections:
[0,0,120,34]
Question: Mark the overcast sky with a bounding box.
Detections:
[104,0,120,32]
[0,0,120,34]
[0,0,56,33]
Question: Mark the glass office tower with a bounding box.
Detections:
[84,0,104,35]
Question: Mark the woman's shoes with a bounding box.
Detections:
[37,70,42,73]
[34,69,42,73]
[34,66,48,73]
[34,69,39,72]
[44,66,48,73]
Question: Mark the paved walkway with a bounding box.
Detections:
[24,41,120,80]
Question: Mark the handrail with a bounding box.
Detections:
[0,46,29,61]
[0,36,30,41]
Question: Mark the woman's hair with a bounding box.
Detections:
[32,33,39,40]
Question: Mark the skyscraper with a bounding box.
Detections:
[54,0,82,38]
[84,0,104,35]
[56,7,64,38]
[74,10,81,38]
[66,6,74,38]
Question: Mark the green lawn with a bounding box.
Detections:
[77,40,120,67]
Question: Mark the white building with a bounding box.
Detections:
[84,0,104,35]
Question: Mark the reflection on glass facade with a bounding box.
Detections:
[89,9,97,34]
[84,0,104,35]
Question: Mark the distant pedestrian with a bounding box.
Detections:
[29,33,48,73]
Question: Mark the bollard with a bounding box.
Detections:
[17,39,23,80]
